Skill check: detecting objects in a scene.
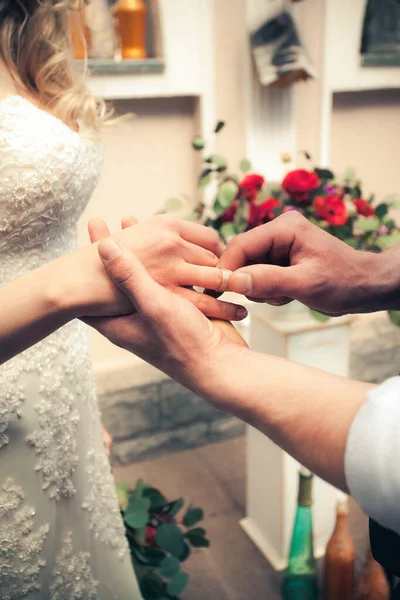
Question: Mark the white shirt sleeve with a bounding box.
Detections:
[345,376,400,535]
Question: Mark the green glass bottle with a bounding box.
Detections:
[282,468,319,600]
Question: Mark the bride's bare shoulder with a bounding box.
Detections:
[0,59,19,99]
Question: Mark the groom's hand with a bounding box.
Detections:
[218,212,378,316]
[86,238,248,400]
[86,215,246,321]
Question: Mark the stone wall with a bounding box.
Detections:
[97,312,400,465]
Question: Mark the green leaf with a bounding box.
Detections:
[389,311,400,326]
[142,546,165,566]
[155,524,185,558]
[142,487,168,510]
[233,204,248,234]
[343,167,356,182]
[214,120,225,133]
[368,193,375,205]
[159,556,181,578]
[141,573,166,598]
[207,154,227,169]
[213,198,227,218]
[186,534,211,548]
[355,217,380,232]
[185,527,206,537]
[219,222,237,242]
[180,542,191,562]
[375,233,400,251]
[375,203,389,220]
[116,483,130,511]
[309,310,330,323]
[166,571,190,597]
[385,219,396,229]
[314,168,334,180]
[163,498,184,517]
[239,158,252,173]
[124,496,150,529]
[182,507,204,528]
[164,197,183,212]
[343,238,358,249]
[192,136,205,151]
[132,479,145,499]
[198,170,212,189]
[216,180,238,209]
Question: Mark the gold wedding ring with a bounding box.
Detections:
[216,268,231,294]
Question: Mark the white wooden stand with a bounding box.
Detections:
[235,302,352,570]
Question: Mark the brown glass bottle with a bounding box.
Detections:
[323,495,355,600]
[355,547,390,600]
[114,0,147,59]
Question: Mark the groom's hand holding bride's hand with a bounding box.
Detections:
[66,215,247,322]
[85,235,249,415]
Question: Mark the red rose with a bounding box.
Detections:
[145,525,157,547]
[353,198,374,217]
[239,174,265,201]
[249,198,281,229]
[282,169,320,204]
[313,195,348,226]
[220,200,238,223]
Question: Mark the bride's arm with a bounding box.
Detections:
[0,215,245,365]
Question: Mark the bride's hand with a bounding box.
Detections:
[65,215,246,321]
[85,237,248,401]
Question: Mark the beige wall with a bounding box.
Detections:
[330,89,400,200]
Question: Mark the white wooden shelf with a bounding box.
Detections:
[87,0,212,101]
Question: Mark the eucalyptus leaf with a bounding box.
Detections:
[116,483,129,511]
[375,233,400,251]
[124,496,151,529]
[182,507,204,528]
[162,498,184,517]
[355,217,380,232]
[239,158,252,173]
[216,180,238,209]
[343,238,358,249]
[185,533,210,548]
[208,155,227,169]
[219,222,238,242]
[375,203,388,220]
[192,136,205,151]
[132,479,145,499]
[155,524,185,558]
[185,527,206,537]
[159,556,180,578]
[314,167,334,180]
[166,571,190,597]
[213,198,227,218]
[343,167,356,182]
[180,542,191,563]
[164,197,183,212]
[141,573,166,597]
[198,171,212,189]
[214,120,225,133]
[389,311,400,327]
[142,487,167,510]
[309,310,330,323]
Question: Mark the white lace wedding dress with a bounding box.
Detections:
[0,96,143,600]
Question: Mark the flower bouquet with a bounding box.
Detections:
[160,121,400,324]
[117,480,210,600]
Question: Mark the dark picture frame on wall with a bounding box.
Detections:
[361,0,400,66]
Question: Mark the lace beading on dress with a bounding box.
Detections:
[0,97,139,599]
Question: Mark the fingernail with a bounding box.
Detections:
[99,239,122,262]
[230,273,253,295]
[236,307,248,320]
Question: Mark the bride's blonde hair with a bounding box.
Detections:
[0,0,109,131]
